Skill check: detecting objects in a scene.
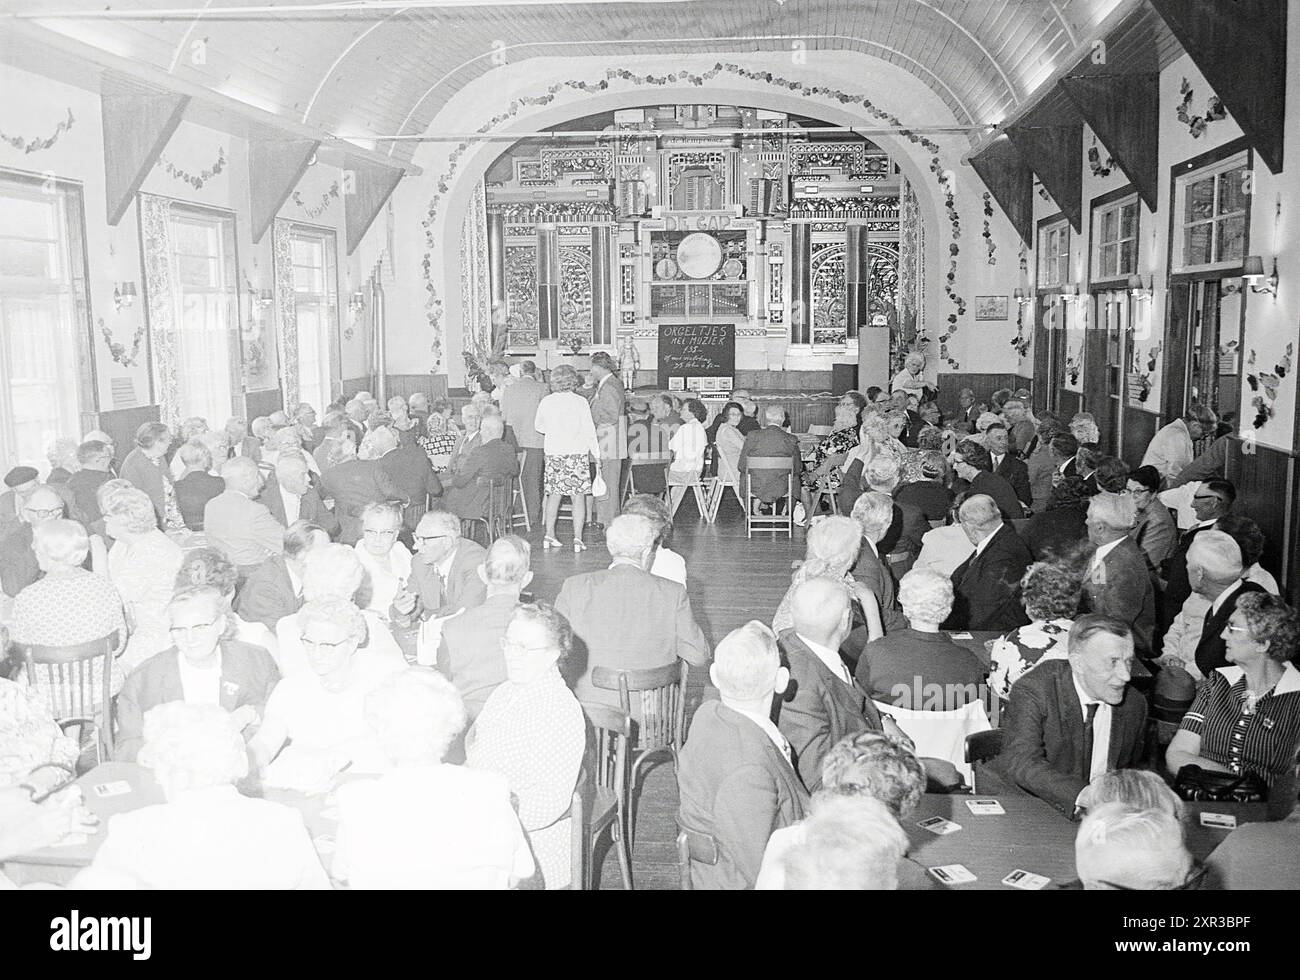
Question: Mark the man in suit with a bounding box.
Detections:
[776,578,887,793]
[436,535,531,720]
[889,389,926,448]
[950,439,1024,521]
[986,424,1032,511]
[234,520,329,631]
[372,424,441,531]
[1186,530,1266,678]
[204,457,284,575]
[441,415,519,523]
[941,494,1033,633]
[1161,478,1234,626]
[556,514,709,708]
[1026,421,1066,514]
[954,388,980,432]
[1082,493,1157,656]
[849,491,908,635]
[500,360,548,531]
[0,485,67,598]
[391,507,488,624]
[677,621,809,889]
[1049,431,1079,482]
[988,615,1147,815]
[586,351,626,531]
[739,404,807,515]
[224,417,262,464]
[864,455,928,569]
[65,441,114,529]
[260,454,339,539]
[319,436,404,546]
[1003,399,1037,457]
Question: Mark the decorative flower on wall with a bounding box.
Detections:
[1065,341,1082,385]
[99,317,145,368]
[158,147,227,189]
[1176,78,1227,139]
[1128,341,1162,404]
[1009,304,1031,358]
[1,107,74,153]
[1087,142,1113,178]
[982,192,997,265]
[292,182,341,221]
[1245,342,1293,429]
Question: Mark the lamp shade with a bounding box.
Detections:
[1127,274,1143,290]
[1242,255,1266,280]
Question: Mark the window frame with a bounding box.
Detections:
[287,222,341,411]
[1171,149,1251,276]
[1090,190,1140,286]
[1036,215,1071,290]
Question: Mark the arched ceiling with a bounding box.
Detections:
[5,0,1127,164]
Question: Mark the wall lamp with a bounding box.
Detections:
[1127,274,1153,301]
[1013,287,1034,307]
[349,291,366,316]
[1059,283,1081,303]
[257,288,274,308]
[1242,255,1279,295]
[113,281,137,312]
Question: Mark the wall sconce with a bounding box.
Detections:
[257,288,274,308]
[1242,255,1279,295]
[1127,274,1153,301]
[349,291,366,316]
[1013,287,1033,307]
[1059,283,1080,303]
[113,282,137,312]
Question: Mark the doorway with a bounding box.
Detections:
[1163,279,1243,448]
[1084,290,1129,454]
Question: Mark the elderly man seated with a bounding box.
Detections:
[66,440,115,528]
[260,453,338,538]
[941,493,1033,633]
[319,434,404,546]
[441,414,519,524]
[986,615,1148,815]
[331,669,534,889]
[373,423,443,531]
[391,508,488,625]
[1074,803,1194,890]
[863,456,929,572]
[677,621,810,890]
[74,702,329,889]
[556,513,709,708]
[949,439,1024,521]
[1081,493,1156,656]
[235,520,329,631]
[0,485,69,598]
[739,404,806,516]
[204,457,284,575]
[437,535,531,720]
[173,441,225,531]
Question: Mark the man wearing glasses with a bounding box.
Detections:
[1161,478,1235,625]
[391,509,488,627]
[0,485,69,599]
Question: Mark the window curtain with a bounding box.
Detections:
[139,193,181,425]
[460,182,493,360]
[273,218,299,409]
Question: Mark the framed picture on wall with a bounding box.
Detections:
[974,295,1010,321]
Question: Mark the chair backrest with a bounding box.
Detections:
[568,768,588,890]
[806,424,833,437]
[582,702,631,796]
[872,697,991,785]
[675,824,720,891]
[591,660,689,752]
[964,728,1005,766]
[716,447,741,484]
[745,456,794,472]
[16,630,120,756]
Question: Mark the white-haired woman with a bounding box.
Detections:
[353,501,411,618]
[167,417,209,481]
[891,352,928,400]
[10,519,127,711]
[173,440,225,531]
[772,515,884,640]
[533,364,601,552]
[252,599,405,793]
[418,412,459,474]
[332,669,534,889]
[803,399,862,499]
[1073,803,1195,890]
[75,701,329,889]
[45,437,80,485]
[103,486,184,673]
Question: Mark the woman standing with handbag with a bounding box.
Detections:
[533,365,601,553]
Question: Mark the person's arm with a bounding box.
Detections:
[252,506,286,555]
[712,764,787,887]
[1165,729,1230,775]
[998,677,1085,814]
[849,583,884,643]
[113,672,148,763]
[672,586,710,666]
[374,462,407,506]
[248,686,290,770]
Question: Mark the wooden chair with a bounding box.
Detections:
[964,728,1005,794]
[592,660,689,847]
[462,475,511,545]
[14,630,120,763]
[580,702,633,890]
[805,423,834,437]
[510,450,531,532]
[626,452,671,502]
[675,824,720,891]
[743,456,795,538]
[567,781,586,890]
[668,467,715,523]
[809,474,840,516]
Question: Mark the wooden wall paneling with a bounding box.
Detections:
[100,75,189,225]
[1121,408,1160,469]
[1161,283,1191,421]
[384,373,449,402]
[1058,390,1082,423]
[968,136,1035,246]
[935,373,1032,419]
[344,158,405,255]
[1225,439,1294,597]
[97,404,161,466]
[1059,73,1161,211]
[244,388,283,421]
[1007,117,1085,233]
[1082,317,1113,453]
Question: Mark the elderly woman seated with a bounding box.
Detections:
[74,702,329,889]
[987,560,1083,703]
[273,543,407,678]
[466,603,585,890]
[352,501,411,617]
[1166,592,1300,791]
[418,412,459,474]
[166,417,209,482]
[772,514,883,641]
[115,585,280,762]
[103,486,184,673]
[175,547,278,658]
[173,440,225,531]
[856,569,986,707]
[803,396,862,499]
[1074,803,1195,890]
[332,669,534,889]
[251,599,405,792]
[622,493,686,587]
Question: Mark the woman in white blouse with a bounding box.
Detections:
[667,398,708,513]
[102,486,184,674]
[532,364,601,553]
[352,501,411,618]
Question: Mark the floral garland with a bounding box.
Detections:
[1087,142,1113,178]
[292,181,340,221]
[1,108,75,154]
[1176,78,1226,139]
[99,316,145,368]
[981,192,996,265]
[158,147,227,189]
[1245,343,1293,429]
[418,61,962,370]
[1129,342,1162,404]
[1009,303,1030,358]
[931,159,964,369]
[1018,243,1028,276]
[1065,340,1082,385]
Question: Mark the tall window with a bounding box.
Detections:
[1037,220,1071,288]
[290,227,338,413]
[169,208,238,425]
[1092,195,1139,281]
[1174,153,1250,273]
[0,173,89,471]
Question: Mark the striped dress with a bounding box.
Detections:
[1179,663,1300,785]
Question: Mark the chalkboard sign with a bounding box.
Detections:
[657,323,735,388]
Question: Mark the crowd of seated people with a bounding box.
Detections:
[1,362,1299,892]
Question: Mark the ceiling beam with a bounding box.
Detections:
[248,138,319,243]
[344,157,405,256]
[1149,0,1287,174]
[100,75,189,226]
[1007,118,1084,233]
[968,135,1034,247]
[1059,72,1160,211]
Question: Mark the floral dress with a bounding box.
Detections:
[987,618,1074,702]
[802,426,859,491]
[0,677,78,787]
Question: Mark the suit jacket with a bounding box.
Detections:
[119,448,171,522]
[854,546,908,634]
[258,474,340,538]
[588,374,627,460]
[1162,522,1216,622]
[992,659,1147,814]
[776,630,883,792]
[1026,447,1058,515]
[942,524,1033,633]
[436,591,515,718]
[900,410,926,449]
[115,640,281,762]
[500,376,548,450]
[1169,435,1230,489]
[1131,501,1178,574]
[65,468,112,527]
[878,500,929,559]
[231,436,262,464]
[397,538,489,622]
[1084,538,1157,655]
[1195,580,1267,678]
[378,444,443,512]
[739,426,802,502]
[677,700,810,889]
[1021,505,1087,561]
[894,481,953,523]
[994,453,1033,507]
[857,628,987,707]
[234,555,301,632]
[319,458,403,545]
[556,563,709,709]
[971,470,1025,521]
[443,439,519,521]
[175,471,225,531]
[203,490,284,568]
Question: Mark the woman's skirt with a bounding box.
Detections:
[544,453,592,496]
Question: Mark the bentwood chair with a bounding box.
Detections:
[579,702,634,890]
[963,728,1005,794]
[744,457,795,537]
[14,630,121,764]
[675,824,720,891]
[462,475,511,546]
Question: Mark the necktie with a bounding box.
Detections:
[1081,702,1100,780]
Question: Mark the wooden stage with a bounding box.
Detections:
[525,493,805,890]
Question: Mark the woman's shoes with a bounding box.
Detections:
[572,538,587,553]
[543,535,562,550]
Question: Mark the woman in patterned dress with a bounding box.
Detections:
[987,560,1083,704]
[102,486,184,674]
[802,399,862,495]
[533,364,601,553]
[466,603,585,890]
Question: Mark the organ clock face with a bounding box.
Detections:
[675,232,724,279]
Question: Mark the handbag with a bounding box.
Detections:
[1173,765,1268,804]
[591,471,608,499]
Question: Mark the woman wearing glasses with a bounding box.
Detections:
[114,585,280,763]
[352,501,411,618]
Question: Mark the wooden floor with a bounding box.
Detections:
[524,492,807,890]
